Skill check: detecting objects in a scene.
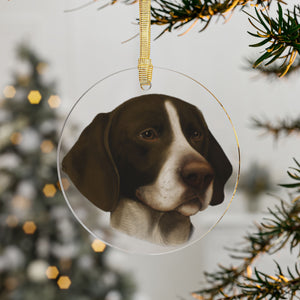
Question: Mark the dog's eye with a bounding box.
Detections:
[191,130,202,141]
[139,128,158,140]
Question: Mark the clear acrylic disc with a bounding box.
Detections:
[57,67,240,255]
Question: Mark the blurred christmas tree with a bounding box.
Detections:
[0,45,135,300]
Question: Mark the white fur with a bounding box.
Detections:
[137,100,213,216]
[110,198,192,245]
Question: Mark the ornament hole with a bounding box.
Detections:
[140,83,152,91]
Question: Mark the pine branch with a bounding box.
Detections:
[150,0,275,38]
[238,263,300,300]
[252,116,300,138]
[246,57,300,78]
[193,160,300,300]
[247,4,300,77]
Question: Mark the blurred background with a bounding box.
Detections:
[0,0,299,299]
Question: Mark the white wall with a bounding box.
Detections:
[1,0,299,299]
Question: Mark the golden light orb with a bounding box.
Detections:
[3,85,16,98]
[40,140,54,153]
[23,221,37,234]
[12,195,31,210]
[46,266,59,279]
[28,90,42,104]
[57,276,71,289]
[91,239,106,253]
[57,178,70,191]
[43,184,57,197]
[10,132,22,145]
[48,95,61,109]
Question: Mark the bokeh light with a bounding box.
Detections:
[23,221,37,234]
[48,95,61,108]
[57,276,71,289]
[46,266,59,279]
[28,90,42,104]
[40,140,54,153]
[10,132,22,145]
[57,178,70,191]
[3,85,16,98]
[43,184,57,197]
[12,195,31,210]
[91,239,106,252]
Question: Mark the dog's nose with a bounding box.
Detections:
[181,161,214,190]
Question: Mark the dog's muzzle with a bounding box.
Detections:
[176,160,214,216]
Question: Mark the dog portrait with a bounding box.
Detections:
[62,94,232,245]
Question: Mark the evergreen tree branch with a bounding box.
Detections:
[247,4,300,77]
[252,116,300,138]
[192,160,300,299]
[246,57,300,78]
[150,0,275,38]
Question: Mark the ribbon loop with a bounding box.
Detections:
[138,0,153,89]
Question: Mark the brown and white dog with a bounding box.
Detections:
[62,94,232,245]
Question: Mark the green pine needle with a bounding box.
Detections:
[247,4,300,77]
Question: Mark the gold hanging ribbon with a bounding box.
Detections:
[138,0,153,89]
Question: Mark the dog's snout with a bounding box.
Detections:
[181,161,214,190]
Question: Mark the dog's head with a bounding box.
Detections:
[62,94,232,217]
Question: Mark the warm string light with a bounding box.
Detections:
[46,266,72,289]
[3,85,16,98]
[57,178,70,191]
[10,132,22,145]
[40,140,54,153]
[22,221,37,234]
[27,91,62,107]
[46,266,59,279]
[57,276,72,289]
[91,239,106,252]
[43,184,57,197]
[48,95,61,108]
[12,195,31,210]
[28,90,42,104]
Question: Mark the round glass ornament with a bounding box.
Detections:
[57,66,240,255]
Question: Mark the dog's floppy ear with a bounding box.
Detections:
[207,130,232,206]
[62,113,119,212]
